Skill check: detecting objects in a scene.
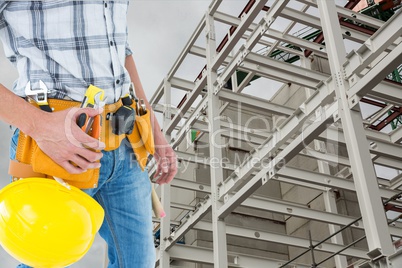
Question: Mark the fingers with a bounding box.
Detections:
[68,129,105,150]
[52,147,102,174]
[66,108,106,150]
[81,137,106,150]
[59,157,100,174]
[70,146,103,172]
[75,147,103,163]
[154,155,177,184]
[71,154,101,171]
[60,161,87,174]
[155,169,176,184]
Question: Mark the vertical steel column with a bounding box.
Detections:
[304,55,348,266]
[306,60,347,267]
[323,190,348,267]
[159,80,172,268]
[316,0,394,257]
[302,56,348,267]
[205,12,228,267]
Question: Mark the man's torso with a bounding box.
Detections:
[0,1,132,103]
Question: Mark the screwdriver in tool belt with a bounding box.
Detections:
[128,82,147,115]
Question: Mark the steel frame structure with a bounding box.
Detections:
[149,0,402,267]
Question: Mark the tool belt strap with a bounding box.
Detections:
[9,159,47,179]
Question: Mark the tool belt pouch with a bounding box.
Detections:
[14,131,100,189]
[126,101,155,170]
[101,99,155,171]
[8,99,100,189]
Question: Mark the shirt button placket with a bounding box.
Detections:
[103,1,122,100]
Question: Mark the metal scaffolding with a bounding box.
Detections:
[149,0,402,267]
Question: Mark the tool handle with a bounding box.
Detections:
[77,113,94,134]
[77,113,88,129]
[39,104,53,113]
[151,185,165,218]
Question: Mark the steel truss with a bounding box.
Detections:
[150,1,402,267]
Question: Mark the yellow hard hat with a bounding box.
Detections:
[0,178,104,268]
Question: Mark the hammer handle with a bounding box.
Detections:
[151,185,165,218]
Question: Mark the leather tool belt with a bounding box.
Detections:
[8,98,155,189]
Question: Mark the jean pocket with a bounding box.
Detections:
[9,129,20,160]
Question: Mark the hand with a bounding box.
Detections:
[30,107,105,174]
[153,142,177,184]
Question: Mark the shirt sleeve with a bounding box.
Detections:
[125,40,133,57]
[0,1,7,14]
[125,26,133,57]
[124,1,132,57]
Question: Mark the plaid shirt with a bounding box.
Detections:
[0,1,132,103]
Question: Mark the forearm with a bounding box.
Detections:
[125,55,177,183]
[124,55,167,146]
[0,83,43,136]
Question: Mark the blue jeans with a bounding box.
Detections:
[10,131,155,268]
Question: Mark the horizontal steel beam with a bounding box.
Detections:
[348,41,402,104]
[264,27,326,55]
[171,202,196,211]
[297,0,384,29]
[170,77,196,92]
[214,11,326,55]
[170,176,211,194]
[280,7,373,44]
[217,89,294,116]
[175,149,400,200]
[160,244,313,267]
[362,93,402,119]
[242,52,328,88]
[152,218,180,225]
[277,166,398,201]
[391,126,402,144]
[320,127,402,162]
[194,221,369,259]
[343,11,402,78]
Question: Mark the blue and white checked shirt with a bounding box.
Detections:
[0,1,132,103]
